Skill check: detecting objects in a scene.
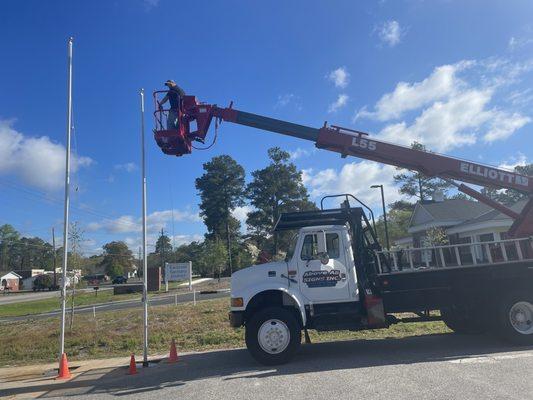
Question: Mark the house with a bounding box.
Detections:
[17,269,46,291]
[405,198,491,248]
[0,271,22,292]
[396,197,529,265]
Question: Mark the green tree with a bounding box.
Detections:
[246,147,316,255]
[10,237,54,270]
[99,241,133,278]
[0,224,20,270]
[195,155,246,273]
[155,233,172,255]
[68,221,84,272]
[482,163,533,205]
[153,232,173,269]
[425,226,449,246]
[393,142,452,200]
[374,201,414,246]
[199,239,228,280]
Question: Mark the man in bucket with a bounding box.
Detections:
[159,80,186,130]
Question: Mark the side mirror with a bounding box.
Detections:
[318,252,330,265]
[317,231,327,254]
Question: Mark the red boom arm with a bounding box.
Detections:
[153,93,533,238]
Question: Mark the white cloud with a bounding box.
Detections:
[377,89,490,151]
[87,208,200,234]
[275,94,302,110]
[303,161,403,207]
[232,205,253,226]
[328,94,349,113]
[356,62,471,121]
[356,59,532,151]
[114,162,138,173]
[498,153,528,171]
[0,120,92,190]
[327,67,350,88]
[483,111,531,142]
[143,0,159,10]
[508,36,533,51]
[289,147,317,160]
[378,20,404,47]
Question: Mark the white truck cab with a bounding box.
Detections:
[230,225,358,319]
[228,203,384,365]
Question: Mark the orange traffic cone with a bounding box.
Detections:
[128,354,138,375]
[56,353,71,379]
[168,339,179,363]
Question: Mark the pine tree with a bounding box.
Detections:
[246,147,316,255]
[195,155,246,273]
[393,142,452,200]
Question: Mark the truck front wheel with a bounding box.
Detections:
[496,293,533,346]
[245,307,301,365]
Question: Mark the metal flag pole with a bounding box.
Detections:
[140,88,149,367]
[59,37,73,360]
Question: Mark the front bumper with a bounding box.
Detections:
[228,311,244,327]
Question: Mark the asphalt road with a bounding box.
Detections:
[0,286,113,305]
[0,290,229,322]
[3,333,533,399]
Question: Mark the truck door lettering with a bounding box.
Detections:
[302,270,341,288]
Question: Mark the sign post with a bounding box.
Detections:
[164,262,193,291]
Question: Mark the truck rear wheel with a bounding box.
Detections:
[496,293,533,346]
[245,307,301,365]
[440,307,487,335]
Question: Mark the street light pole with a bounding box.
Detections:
[371,184,390,251]
[140,88,149,367]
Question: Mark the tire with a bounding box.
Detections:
[441,307,487,335]
[495,292,533,346]
[245,307,301,365]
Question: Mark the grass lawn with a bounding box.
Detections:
[0,297,451,367]
[0,290,140,318]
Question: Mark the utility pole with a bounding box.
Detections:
[160,228,165,269]
[140,88,149,367]
[138,246,142,278]
[59,37,73,361]
[226,216,232,276]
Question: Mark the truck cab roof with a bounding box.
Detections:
[298,225,346,233]
[274,207,365,232]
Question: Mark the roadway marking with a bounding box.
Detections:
[448,350,533,364]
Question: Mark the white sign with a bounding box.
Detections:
[165,262,192,291]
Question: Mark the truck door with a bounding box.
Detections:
[297,231,352,303]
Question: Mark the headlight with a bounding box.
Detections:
[231,297,244,307]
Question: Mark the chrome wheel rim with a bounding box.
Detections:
[509,301,533,335]
[258,319,290,354]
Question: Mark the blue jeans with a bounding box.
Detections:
[167,109,179,130]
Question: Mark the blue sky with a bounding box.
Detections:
[1,0,532,255]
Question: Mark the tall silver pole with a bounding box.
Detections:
[380,185,391,251]
[59,37,73,360]
[140,88,149,367]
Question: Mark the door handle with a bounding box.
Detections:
[281,274,297,284]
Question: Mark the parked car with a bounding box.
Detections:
[112,276,128,284]
[32,274,54,291]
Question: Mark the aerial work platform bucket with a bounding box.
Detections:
[152,90,193,156]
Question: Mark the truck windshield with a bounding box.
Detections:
[285,234,299,261]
